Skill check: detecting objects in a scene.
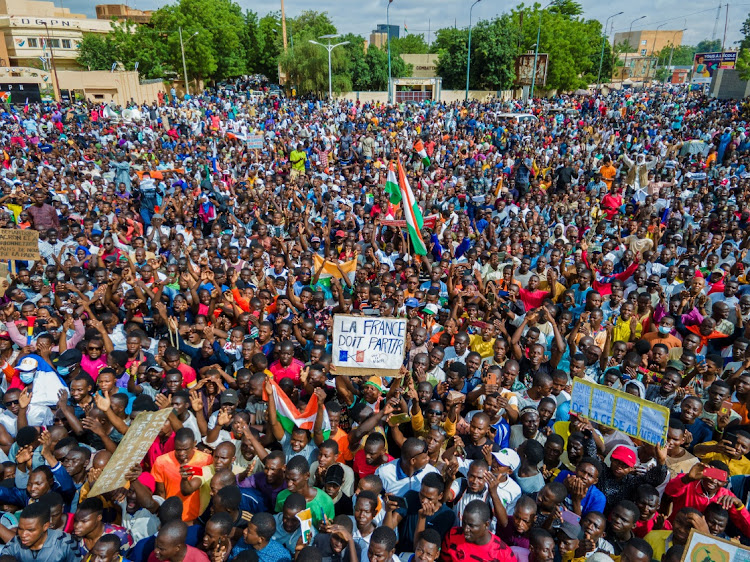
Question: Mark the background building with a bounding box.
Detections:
[0,0,112,70]
[369,23,398,49]
[613,29,684,57]
[95,4,153,24]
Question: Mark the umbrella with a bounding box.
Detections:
[679,139,709,157]
[574,89,590,95]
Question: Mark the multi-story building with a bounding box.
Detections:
[0,0,112,70]
[95,4,152,24]
[613,29,684,57]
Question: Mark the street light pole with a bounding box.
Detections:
[41,22,60,102]
[622,15,646,81]
[309,35,350,100]
[465,0,481,102]
[387,0,394,104]
[530,2,552,100]
[648,23,666,82]
[179,28,198,97]
[666,28,687,83]
[597,11,622,89]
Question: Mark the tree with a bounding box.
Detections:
[741,15,750,51]
[736,48,750,80]
[279,38,350,95]
[256,13,281,80]
[391,34,429,54]
[696,39,721,53]
[77,33,119,71]
[433,27,469,89]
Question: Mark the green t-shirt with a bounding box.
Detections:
[275,487,334,527]
[290,149,307,171]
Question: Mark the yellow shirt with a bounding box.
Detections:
[469,335,496,358]
[697,441,750,476]
[644,530,673,562]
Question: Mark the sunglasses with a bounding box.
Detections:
[426,409,444,416]
[88,346,103,351]
[3,400,19,406]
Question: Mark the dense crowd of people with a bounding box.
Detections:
[0,83,746,562]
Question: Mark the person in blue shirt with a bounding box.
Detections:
[554,456,606,516]
[231,511,292,562]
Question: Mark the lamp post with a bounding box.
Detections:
[387,0,394,104]
[666,28,687,83]
[622,15,646,80]
[597,11,622,89]
[309,34,350,100]
[530,2,552,100]
[465,0,481,102]
[179,27,199,97]
[648,23,666,82]
[40,22,60,102]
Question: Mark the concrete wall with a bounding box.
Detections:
[56,70,167,105]
[709,69,750,100]
[400,54,438,78]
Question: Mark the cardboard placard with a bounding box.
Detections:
[88,409,172,497]
[0,229,39,261]
[679,529,750,562]
[332,315,406,377]
[569,379,669,446]
[247,135,264,149]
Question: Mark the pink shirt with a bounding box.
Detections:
[80,355,107,379]
[269,358,305,385]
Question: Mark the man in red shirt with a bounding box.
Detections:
[441,500,517,562]
[268,341,304,385]
[353,433,393,479]
[149,520,208,561]
[663,461,750,536]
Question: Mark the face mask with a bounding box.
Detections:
[57,366,70,377]
[19,371,35,384]
[658,326,671,335]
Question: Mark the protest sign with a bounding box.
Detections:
[88,409,171,497]
[247,135,264,149]
[0,229,39,261]
[569,379,669,446]
[680,529,750,562]
[332,315,406,377]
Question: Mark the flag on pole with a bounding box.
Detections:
[404,21,409,33]
[397,158,427,255]
[385,160,401,205]
[413,139,430,167]
[263,377,330,438]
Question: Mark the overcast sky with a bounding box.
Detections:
[69,0,746,48]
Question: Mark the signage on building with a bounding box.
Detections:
[0,83,42,105]
[515,53,548,86]
[13,17,80,27]
[691,51,737,84]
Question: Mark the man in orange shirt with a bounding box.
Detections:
[152,428,212,524]
[599,155,617,192]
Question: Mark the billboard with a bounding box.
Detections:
[0,83,42,105]
[515,53,548,86]
[691,51,737,84]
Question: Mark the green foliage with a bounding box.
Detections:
[736,48,750,81]
[741,16,750,51]
[77,33,119,70]
[434,17,519,90]
[695,39,721,53]
[655,45,696,67]
[280,39,350,95]
[391,34,429,55]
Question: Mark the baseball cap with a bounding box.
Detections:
[491,448,520,472]
[17,357,38,372]
[220,389,239,405]
[311,236,321,243]
[335,230,346,238]
[611,445,637,468]
[422,303,439,315]
[405,298,420,308]
[559,521,581,540]
[55,349,82,369]
[324,464,345,487]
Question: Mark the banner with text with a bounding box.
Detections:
[88,409,171,497]
[691,51,738,84]
[570,379,669,446]
[0,229,39,261]
[332,315,406,377]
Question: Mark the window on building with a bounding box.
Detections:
[27,38,38,47]
[49,39,60,48]
[640,49,647,55]
[641,40,647,45]
[62,39,71,48]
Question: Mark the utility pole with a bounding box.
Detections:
[280,0,288,50]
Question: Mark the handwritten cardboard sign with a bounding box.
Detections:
[332,315,406,377]
[88,409,171,497]
[247,135,264,149]
[0,229,39,261]
[570,379,669,446]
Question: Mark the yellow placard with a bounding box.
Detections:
[0,229,39,261]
